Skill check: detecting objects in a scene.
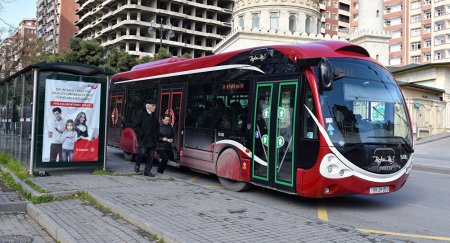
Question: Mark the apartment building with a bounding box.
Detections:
[0,19,37,79]
[351,0,450,66]
[319,0,351,36]
[36,0,79,53]
[75,0,233,58]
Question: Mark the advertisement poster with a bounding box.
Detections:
[42,79,101,162]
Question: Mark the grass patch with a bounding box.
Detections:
[92,169,112,175]
[0,152,29,179]
[24,179,47,193]
[0,172,54,203]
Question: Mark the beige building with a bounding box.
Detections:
[75,0,233,58]
[390,63,450,138]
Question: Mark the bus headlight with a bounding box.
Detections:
[320,153,353,179]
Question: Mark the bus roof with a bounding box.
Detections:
[112,40,372,82]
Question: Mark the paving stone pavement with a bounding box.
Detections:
[30,175,395,243]
[0,212,55,242]
[33,199,156,243]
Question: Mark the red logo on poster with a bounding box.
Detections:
[73,139,99,162]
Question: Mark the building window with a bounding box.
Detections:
[424,10,432,19]
[332,25,337,31]
[424,53,431,62]
[376,10,379,17]
[424,0,431,5]
[424,38,432,47]
[436,6,444,16]
[411,42,421,50]
[333,1,338,8]
[410,55,421,63]
[325,23,330,30]
[435,35,445,45]
[333,13,338,20]
[435,21,444,31]
[411,28,421,36]
[238,16,244,29]
[289,14,297,33]
[411,14,421,23]
[411,1,421,9]
[326,0,330,6]
[305,16,312,33]
[325,11,330,18]
[252,13,260,29]
[435,51,443,60]
[270,12,279,30]
[424,24,432,33]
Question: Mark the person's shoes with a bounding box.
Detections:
[143,172,155,177]
[134,166,140,173]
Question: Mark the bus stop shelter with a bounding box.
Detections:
[0,62,114,174]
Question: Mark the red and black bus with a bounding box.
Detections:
[109,41,414,198]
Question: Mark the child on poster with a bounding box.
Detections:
[61,119,78,162]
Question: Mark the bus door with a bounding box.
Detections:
[252,80,298,192]
[159,88,183,157]
[109,93,124,146]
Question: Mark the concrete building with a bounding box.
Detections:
[352,0,450,66]
[36,0,79,53]
[390,63,450,137]
[74,0,233,58]
[0,19,37,79]
[214,0,350,54]
[319,0,351,36]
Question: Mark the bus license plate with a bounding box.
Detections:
[369,186,390,194]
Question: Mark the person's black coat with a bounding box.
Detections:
[157,123,174,151]
[133,109,159,147]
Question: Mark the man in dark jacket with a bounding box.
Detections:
[133,98,159,177]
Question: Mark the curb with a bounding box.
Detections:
[0,201,28,212]
[87,190,181,243]
[27,203,77,243]
[412,163,450,175]
[415,134,450,146]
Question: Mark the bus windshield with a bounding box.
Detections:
[318,58,413,173]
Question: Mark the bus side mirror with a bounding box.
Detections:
[318,58,334,91]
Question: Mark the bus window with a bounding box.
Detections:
[303,85,318,139]
[214,81,249,133]
[123,88,157,127]
[186,84,213,129]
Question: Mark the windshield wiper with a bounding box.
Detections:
[367,136,414,153]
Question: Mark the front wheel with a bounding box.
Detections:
[218,177,252,192]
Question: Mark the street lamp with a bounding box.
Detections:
[148,17,175,50]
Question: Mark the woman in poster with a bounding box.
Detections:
[61,119,78,162]
[74,111,89,139]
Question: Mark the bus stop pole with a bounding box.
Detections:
[29,69,38,175]
[102,76,110,171]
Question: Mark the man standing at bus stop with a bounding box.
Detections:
[133,98,159,177]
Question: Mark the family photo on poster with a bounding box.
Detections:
[42,79,101,162]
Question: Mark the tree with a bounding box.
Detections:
[0,29,46,79]
[63,38,106,66]
[104,48,137,72]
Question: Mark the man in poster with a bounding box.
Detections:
[48,107,65,162]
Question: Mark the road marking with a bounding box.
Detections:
[187,176,198,183]
[317,202,329,221]
[359,229,450,241]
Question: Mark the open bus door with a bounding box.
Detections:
[108,93,124,147]
[252,78,299,193]
[159,87,184,165]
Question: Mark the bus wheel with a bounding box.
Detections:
[218,177,251,192]
[123,152,135,162]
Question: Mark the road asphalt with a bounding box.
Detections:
[0,133,448,243]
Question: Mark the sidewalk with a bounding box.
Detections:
[413,133,450,174]
[23,173,396,243]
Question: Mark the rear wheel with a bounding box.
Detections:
[218,177,251,192]
[123,152,135,162]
